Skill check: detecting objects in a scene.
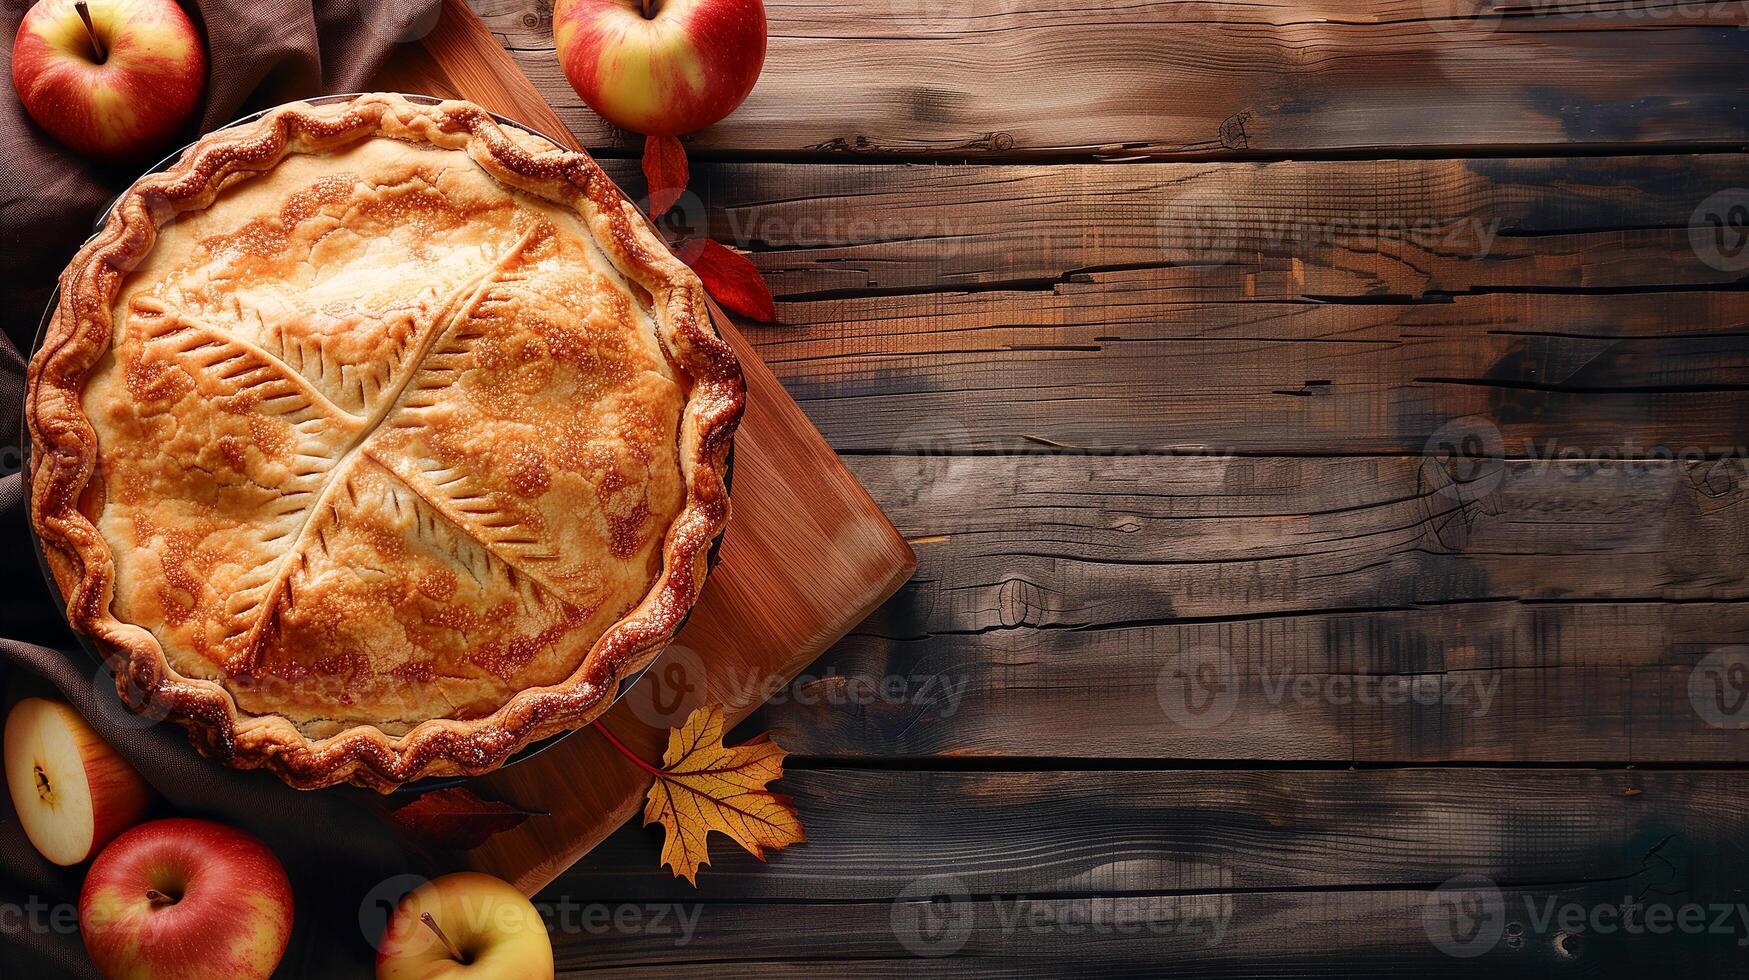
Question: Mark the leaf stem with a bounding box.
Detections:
[592,721,666,777]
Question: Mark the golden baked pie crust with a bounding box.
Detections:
[26,95,743,791]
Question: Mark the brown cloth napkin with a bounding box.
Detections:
[2,3,446,977]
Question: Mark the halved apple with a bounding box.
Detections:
[3,697,150,865]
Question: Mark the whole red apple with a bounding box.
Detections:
[80,818,293,980]
[12,0,207,160]
[554,0,765,137]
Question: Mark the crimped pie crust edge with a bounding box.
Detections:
[25,94,744,791]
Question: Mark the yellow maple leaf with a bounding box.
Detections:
[635,705,806,884]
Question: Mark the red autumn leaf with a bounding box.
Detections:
[682,239,777,323]
[390,787,538,850]
[642,134,689,218]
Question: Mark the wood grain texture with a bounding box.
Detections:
[761,600,1749,761]
[851,454,1749,628]
[545,891,1746,979]
[738,455,1749,760]
[537,768,1749,975]
[373,0,914,894]
[583,155,1749,457]
[602,155,1749,298]
[752,287,1749,455]
[556,767,1744,896]
[480,0,1749,158]
[394,4,1749,976]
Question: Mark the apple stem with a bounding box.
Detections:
[420,912,467,964]
[144,889,176,909]
[640,0,661,18]
[74,1,106,63]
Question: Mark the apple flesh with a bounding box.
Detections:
[11,0,207,159]
[377,872,554,980]
[3,696,150,866]
[81,818,293,980]
[554,0,766,137]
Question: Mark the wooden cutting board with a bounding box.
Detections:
[372,0,914,893]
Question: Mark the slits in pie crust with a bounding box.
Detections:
[26,94,743,791]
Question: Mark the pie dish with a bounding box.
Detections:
[26,94,743,791]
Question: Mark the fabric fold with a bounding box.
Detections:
[2,3,446,977]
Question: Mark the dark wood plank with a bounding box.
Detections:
[755,287,1749,455]
[737,456,1749,760]
[852,454,1749,627]
[758,602,1749,761]
[599,155,1749,298]
[552,768,1748,897]
[489,0,1749,158]
[539,769,1749,975]
[594,156,1749,456]
[542,888,1749,977]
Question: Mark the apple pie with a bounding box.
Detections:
[26,94,743,791]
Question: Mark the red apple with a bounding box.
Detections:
[377,872,554,980]
[3,696,150,866]
[81,818,293,980]
[12,0,207,159]
[553,0,765,137]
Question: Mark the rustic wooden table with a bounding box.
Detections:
[486,0,1749,974]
